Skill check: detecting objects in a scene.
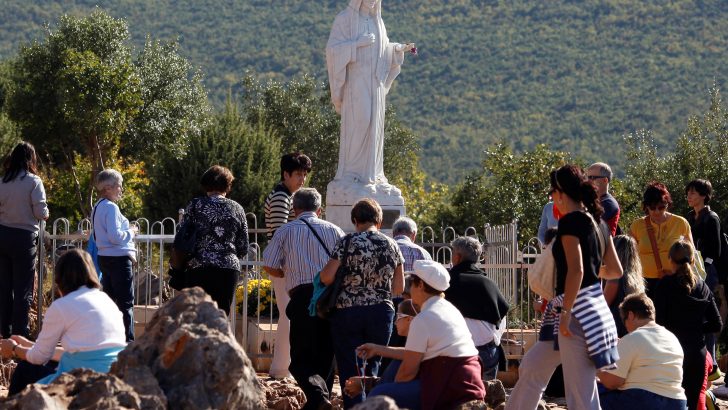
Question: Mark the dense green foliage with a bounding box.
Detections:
[239,75,434,222]
[4,10,208,217]
[145,102,281,222]
[2,0,726,183]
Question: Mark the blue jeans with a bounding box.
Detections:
[477,341,499,380]
[370,379,421,409]
[330,303,394,408]
[98,255,134,342]
[600,388,687,410]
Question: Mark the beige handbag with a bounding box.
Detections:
[528,242,556,300]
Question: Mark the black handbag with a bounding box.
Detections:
[316,236,351,319]
[169,214,198,271]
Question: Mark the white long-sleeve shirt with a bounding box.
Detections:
[26,286,126,365]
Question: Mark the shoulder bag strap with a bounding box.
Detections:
[301,218,332,258]
[91,198,107,242]
[588,213,606,259]
[644,216,663,272]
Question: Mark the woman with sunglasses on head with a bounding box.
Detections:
[629,182,693,298]
[507,164,623,410]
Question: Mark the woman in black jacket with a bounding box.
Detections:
[654,240,722,410]
[685,178,723,380]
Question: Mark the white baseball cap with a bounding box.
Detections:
[413,260,450,292]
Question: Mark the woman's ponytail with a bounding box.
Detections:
[580,179,603,221]
[668,240,697,293]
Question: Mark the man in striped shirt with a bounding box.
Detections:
[392,217,432,272]
[263,188,344,409]
[264,152,312,379]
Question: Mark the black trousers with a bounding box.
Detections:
[186,266,239,315]
[98,255,135,342]
[8,360,57,395]
[287,284,335,410]
[0,225,37,338]
[683,347,707,410]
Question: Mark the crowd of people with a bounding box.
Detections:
[0,142,726,410]
[523,162,725,410]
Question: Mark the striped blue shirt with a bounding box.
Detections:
[394,235,432,272]
[262,212,345,292]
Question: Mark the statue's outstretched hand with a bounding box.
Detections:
[396,42,415,52]
[356,33,376,47]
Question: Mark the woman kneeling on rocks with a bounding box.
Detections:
[0,249,126,395]
[355,260,485,410]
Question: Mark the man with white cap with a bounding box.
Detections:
[360,259,486,409]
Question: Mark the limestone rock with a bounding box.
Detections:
[485,379,507,407]
[453,400,487,409]
[0,386,66,410]
[111,287,265,410]
[260,377,306,410]
[351,395,400,410]
[0,369,143,409]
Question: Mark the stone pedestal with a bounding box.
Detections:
[325,179,405,233]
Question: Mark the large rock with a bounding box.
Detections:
[0,368,145,409]
[485,379,507,407]
[111,287,265,409]
[259,377,306,410]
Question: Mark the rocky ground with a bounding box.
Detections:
[0,289,726,409]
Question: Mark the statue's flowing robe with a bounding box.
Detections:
[326,0,405,185]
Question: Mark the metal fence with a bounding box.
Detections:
[35,216,540,367]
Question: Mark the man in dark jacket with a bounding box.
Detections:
[445,237,510,380]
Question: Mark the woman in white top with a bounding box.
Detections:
[0,142,49,339]
[357,260,485,410]
[93,169,138,342]
[0,249,126,395]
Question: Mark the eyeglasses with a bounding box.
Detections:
[587,175,606,180]
[648,204,667,211]
[395,313,411,321]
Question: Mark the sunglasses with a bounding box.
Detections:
[395,313,411,321]
[648,204,667,211]
[587,175,606,180]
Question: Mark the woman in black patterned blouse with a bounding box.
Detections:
[179,165,249,315]
[321,198,405,408]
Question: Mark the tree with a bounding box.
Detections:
[145,101,281,221]
[239,74,428,218]
[6,10,208,217]
[622,84,728,229]
[436,144,570,242]
[122,38,210,161]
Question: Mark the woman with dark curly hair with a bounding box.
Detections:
[507,164,623,410]
[629,182,692,297]
[178,165,249,315]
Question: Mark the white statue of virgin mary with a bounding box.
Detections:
[326,0,413,196]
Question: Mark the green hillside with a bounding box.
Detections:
[1,0,727,182]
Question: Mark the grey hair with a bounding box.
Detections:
[392,217,418,236]
[451,236,482,263]
[95,169,123,192]
[292,188,322,212]
[589,162,613,181]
